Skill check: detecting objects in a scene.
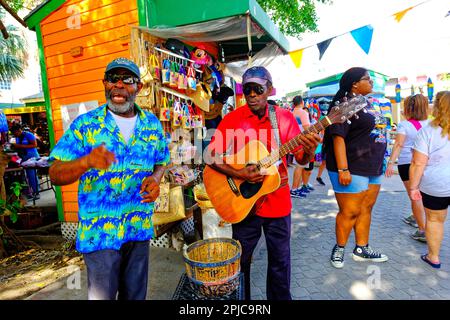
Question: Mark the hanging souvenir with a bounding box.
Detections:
[149,53,160,81]
[178,64,188,90]
[191,103,203,128]
[159,95,170,121]
[187,65,197,91]
[161,59,171,84]
[169,61,180,88]
[181,102,192,130]
[172,99,182,127]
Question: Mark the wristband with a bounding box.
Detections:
[338,168,349,172]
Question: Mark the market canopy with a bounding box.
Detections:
[139,0,291,63]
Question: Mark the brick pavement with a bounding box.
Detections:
[250,168,450,300]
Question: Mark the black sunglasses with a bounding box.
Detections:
[105,74,139,85]
[243,84,266,95]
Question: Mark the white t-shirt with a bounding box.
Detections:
[108,111,138,144]
[396,119,430,165]
[413,124,450,197]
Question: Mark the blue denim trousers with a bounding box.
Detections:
[83,240,150,300]
[232,214,292,300]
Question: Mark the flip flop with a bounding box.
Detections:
[421,254,441,269]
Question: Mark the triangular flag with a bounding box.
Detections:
[317,38,333,60]
[393,7,414,22]
[289,49,304,69]
[350,25,374,54]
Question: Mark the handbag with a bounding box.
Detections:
[152,185,186,225]
[153,177,170,213]
[159,96,170,121]
[187,65,197,91]
[161,59,171,84]
[181,102,192,129]
[178,65,188,90]
[149,53,160,81]
[172,99,182,127]
[169,61,179,88]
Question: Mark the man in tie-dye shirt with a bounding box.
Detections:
[49,58,170,300]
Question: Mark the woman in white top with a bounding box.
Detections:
[409,91,450,269]
[385,94,429,242]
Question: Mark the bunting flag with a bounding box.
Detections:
[289,49,304,69]
[393,6,414,22]
[395,84,401,103]
[350,25,374,54]
[427,78,434,103]
[317,38,333,60]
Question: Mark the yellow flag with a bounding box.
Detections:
[289,49,304,69]
[393,7,414,22]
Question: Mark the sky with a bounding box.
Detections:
[267,0,450,97]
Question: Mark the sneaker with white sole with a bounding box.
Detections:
[410,229,427,243]
[330,244,345,268]
[290,189,306,198]
[352,245,388,262]
[402,215,418,228]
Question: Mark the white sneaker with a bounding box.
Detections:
[330,244,345,268]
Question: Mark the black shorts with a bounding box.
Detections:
[304,161,314,171]
[397,164,410,181]
[421,192,450,210]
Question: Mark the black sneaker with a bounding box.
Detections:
[330,244,345,268]
[352,245,388,262]
[316,177,326,186]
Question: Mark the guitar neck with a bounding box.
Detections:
[258,116,332,168]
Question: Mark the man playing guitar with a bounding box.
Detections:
[205,66,320,300]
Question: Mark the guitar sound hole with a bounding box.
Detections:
[240,181,263,199]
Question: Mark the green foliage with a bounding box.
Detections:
[0,1,29,82]
[257,0,331,39]
[0,181,27,226]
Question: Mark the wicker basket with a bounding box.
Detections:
[183,238,242,298]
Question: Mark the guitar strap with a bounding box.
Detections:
[268,104,288,187]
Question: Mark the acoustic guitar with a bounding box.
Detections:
[203,95,368,223]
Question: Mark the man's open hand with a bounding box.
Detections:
[140,176,160,203]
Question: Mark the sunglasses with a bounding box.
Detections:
[243,84,266,95]
[104,74,140,85]
[359,76,372,81]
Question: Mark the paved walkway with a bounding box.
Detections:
[24,168,450,300]
[250,168,450,300]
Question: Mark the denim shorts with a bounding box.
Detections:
[328,171,382,193]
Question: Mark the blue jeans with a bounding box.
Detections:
[83,241,150,300]
[25,167,39,195]
[232,214,292,300]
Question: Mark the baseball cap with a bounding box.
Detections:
[105,57,140,79]
[242,66,272,86]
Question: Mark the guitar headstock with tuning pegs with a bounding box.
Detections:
[325,94,368,125]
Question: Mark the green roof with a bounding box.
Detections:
[144,0,290,54]
[306,70,390,89]
[24,0,66,30]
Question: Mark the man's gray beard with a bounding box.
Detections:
[107,99,134,115]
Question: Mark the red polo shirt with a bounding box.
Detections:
[208,104,302,218]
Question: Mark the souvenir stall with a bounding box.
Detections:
[126,1,291,249]
[24,0,289,250]
[24,0,290,299]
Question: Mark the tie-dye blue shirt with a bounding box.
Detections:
[50,104,170,253]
